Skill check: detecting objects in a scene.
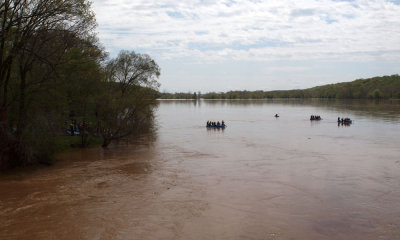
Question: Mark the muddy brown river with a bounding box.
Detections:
[1,99,400,240]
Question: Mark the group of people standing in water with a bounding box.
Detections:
[206,120,225,127]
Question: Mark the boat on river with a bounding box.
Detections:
[338,119,352,124]
[310,115,322,121]
[206,124,226,128]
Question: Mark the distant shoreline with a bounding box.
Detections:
[157,98,400,100]
[158,74,400,100]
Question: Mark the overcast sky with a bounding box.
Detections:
[91,0,400,92]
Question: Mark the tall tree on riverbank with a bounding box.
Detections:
[0,0,96,126]
[0,1,162,170]
[96,50,160,147]
[0,0,100,169]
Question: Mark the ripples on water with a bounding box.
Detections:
[1,99,400,240]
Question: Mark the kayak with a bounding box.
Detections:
[310,118,322,121]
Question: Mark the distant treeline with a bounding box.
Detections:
[159,92,201,99]
[159,75,400,100]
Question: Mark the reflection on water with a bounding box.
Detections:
[1,99,400,240]
[338,121,352,128]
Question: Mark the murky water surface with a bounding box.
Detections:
[1,99,400,240]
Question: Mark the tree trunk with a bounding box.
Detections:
[1,60,13,123]
[16,67,26,136]
[0,107,6,123]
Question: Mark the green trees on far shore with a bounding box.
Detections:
[0,1,160,170]
[160,91,200,100]
[303,75,400,99]
[159,75,400,100]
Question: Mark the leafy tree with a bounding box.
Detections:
[0,0,100,169]
[0,0,96,124]
[369,89,383,99]
[96,50,160,147]
[58,45,105,147]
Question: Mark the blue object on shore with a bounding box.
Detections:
[66,130,81,136]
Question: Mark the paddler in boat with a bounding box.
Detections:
[221,120,225,126]
[275,114,279,117]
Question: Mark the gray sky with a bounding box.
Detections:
[91,0,400,92]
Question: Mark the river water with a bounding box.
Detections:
[1,99,400,240]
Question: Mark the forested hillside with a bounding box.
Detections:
[304,75,400,99]
[159,75,400,99]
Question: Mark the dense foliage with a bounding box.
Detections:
[0,1,160,170]
[159,75,400,100]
